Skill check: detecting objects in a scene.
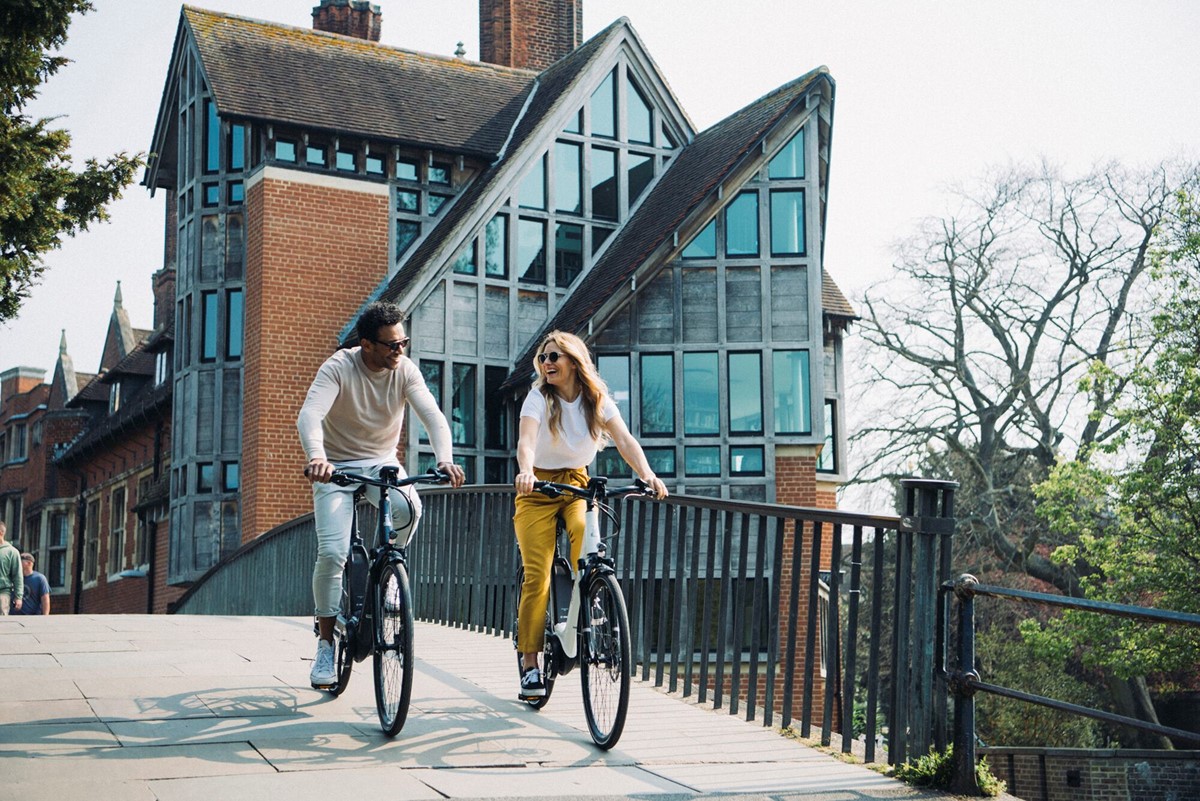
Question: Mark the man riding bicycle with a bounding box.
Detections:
[298,301,465,688]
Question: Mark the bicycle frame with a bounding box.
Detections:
[533,477,652,673]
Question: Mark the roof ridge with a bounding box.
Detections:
[182,5,540,77]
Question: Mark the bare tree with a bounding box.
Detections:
[850,159,1198,744]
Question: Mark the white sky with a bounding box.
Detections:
[2,0,1198,382]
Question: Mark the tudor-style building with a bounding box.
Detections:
[144,0,855,587]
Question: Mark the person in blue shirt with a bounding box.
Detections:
[17,553,50,615]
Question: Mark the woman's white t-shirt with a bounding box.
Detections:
[520,390,619,469]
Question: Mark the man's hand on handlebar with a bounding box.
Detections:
[436,460,466,488]
[304,458,334,484]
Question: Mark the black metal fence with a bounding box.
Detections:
[942,574,1200,794]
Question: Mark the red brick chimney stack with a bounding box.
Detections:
[480,0,582,71]
[313,0,382,41]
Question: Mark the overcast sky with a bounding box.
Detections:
[3,0,1198,381]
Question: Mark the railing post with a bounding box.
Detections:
[949,574,981,795]
[897,478,958,763]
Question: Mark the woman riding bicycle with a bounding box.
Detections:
[513,331,668,699]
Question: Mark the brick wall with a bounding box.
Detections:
[480,0,582,71]
[983,747,1200,801]
[773,446,838,731]
[241,171,389,541]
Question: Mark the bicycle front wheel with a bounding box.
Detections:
[580,572,631,749]
[374,561,415,737]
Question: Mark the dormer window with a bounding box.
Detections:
[155,351,169,386]
[109,381,122,414]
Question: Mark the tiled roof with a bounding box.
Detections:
[822,269,857,319]
[102,341,156,380]
[70,372,109,404]
[504,67,833,385]
[56,379,171,465]
[184,6,535,157]
[363,18,627,329]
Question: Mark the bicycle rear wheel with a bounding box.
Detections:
[514,566,556,708]
[374,561,414,737]
[580,572,631,749]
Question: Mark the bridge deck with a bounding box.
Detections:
[1,614,962,800]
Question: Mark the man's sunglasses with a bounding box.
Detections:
[537,351,563,364]
[372,337,411,352]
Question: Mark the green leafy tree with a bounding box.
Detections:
[1032,186,1200,725]
[0,0,143,322]
[853,159,1199,745]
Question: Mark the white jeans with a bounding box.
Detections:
[311,461,422,618]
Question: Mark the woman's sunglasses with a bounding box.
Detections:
[537,351,563,364]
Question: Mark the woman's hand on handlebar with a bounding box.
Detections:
[304,458,334,484]
[641,474,668,500]
[514,470,536,496]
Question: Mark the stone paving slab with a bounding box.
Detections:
[0,614,969,801]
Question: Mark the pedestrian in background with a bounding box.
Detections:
[17,553,50,615]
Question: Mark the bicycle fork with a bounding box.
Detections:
[550,505,600,663]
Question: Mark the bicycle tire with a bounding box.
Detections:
[580,572,631,750]
[329,579,354,696]
[374,561,414,737]
[514,566,556,709]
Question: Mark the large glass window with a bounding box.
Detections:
[773,350,812,434]
[453,242,476,275]
[731,446,764,476]
[628,152,653,206]
[274,139,296,162]
[554,141,582,214]
[228,123,245,171]
[728,352,763,433]
[200,291,218,361]
[204,99,219,173]
[418,360,442,443]
[682,220,716,259]
[518,218,546,284]
[597,355,630,422]
[726,191,759,257]
[627,78,653,145]
[485,215,508,277]
[226,289,243,359]
[770,189,806,256]
[640,354,674,436]
[396,158,419,181]
[335,149,355,171]
[484,366,509,450]
[396,220,419,260]
[683,352,719,435]
[590,69,616,138]
[644,447,676,477]
[451,364,476,447]
[685,446,721,476]
[518,153,546,210]
[396,189,418,212]
[555,223,583,287]
[818,400,837,473]
[108,487,126,574]
[591,146,617,221]
[769,129,805,179]
[305,144,326,167]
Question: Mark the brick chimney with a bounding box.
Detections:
[313,0,382,41]
[152,267,176,333]
[480,0,582,71]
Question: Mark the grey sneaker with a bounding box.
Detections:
[310,639,336,688]
[519,665,546,698]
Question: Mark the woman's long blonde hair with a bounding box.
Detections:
[532,331,611,447]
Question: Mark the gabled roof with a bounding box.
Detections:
[56,379,171,465]
[504,67,835,385]
[360,18,628,322]
[100,340,155,382]
[180,6,535,157]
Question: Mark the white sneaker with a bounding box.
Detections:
[310,639,336,688]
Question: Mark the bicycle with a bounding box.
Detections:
[513,475,656,749]
[311,465,451,737]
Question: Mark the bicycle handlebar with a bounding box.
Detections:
[319,467,453,489]
[532,476,657,501]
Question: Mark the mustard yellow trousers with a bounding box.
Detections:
[514,467,588,654]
